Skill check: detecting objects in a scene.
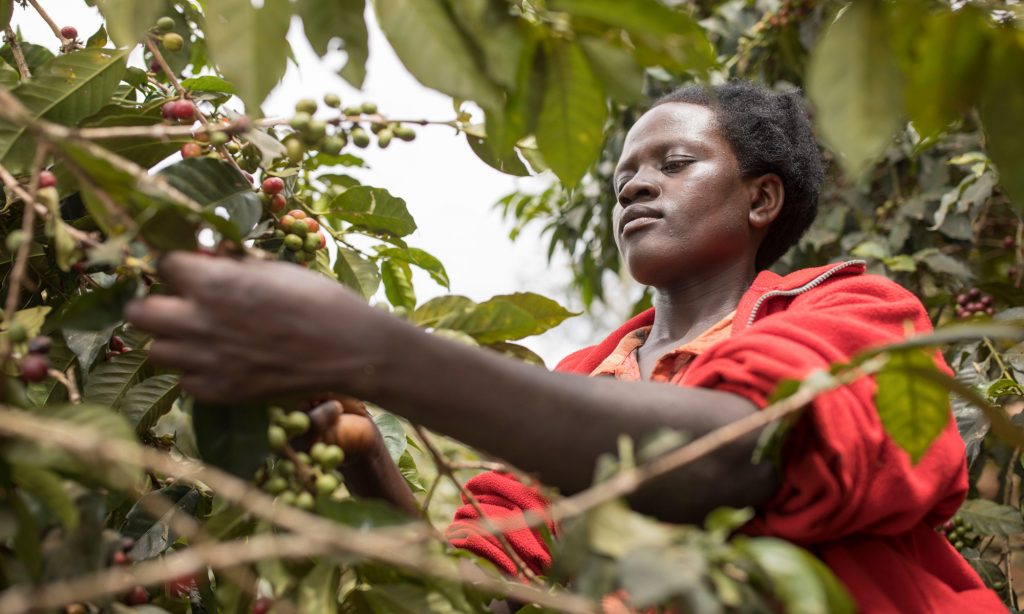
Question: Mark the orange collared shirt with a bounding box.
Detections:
[589,311,735,382]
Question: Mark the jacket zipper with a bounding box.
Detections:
[744,260,867,328]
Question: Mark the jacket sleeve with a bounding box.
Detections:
[680,274,968,545]
[445,471,555,577]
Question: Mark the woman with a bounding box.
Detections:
[127,81,1004,612]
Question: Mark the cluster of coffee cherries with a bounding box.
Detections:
[105,335,133,361]
[6,324,52,383]
[940,516,980,553]
[281,96,417,164]
[752,0,814,32]
[955,287,995,319]
[263,408,347,509]
[272,203,327,266]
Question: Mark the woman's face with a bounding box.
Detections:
[612,102,759,288]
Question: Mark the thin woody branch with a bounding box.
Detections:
[0,406,599,614]
[3,27,30,78]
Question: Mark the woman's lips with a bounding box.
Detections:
[621,216,660,235]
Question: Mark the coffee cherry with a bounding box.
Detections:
[277,459,296,476]
[109,335,126,352]
[377,129,393,149]
[161,101,176,120]
[305,120,327,143]
[268,424,287,450]
[968,287,981,300]
[166,574,196,599]
[394,125,416,141]
[6,322,27,343]
[1003,236,1015,249]
[303,218,319,233]
[316,473,339,496]
[60,26,78,40]
[5,230,24,253]
[295,491,315,510]
[323,93,341,108]
[19,352,48,380]
[27,336,52,355]
[289,112,311,132]
[37,186,58,210]
[283,234,303,251]
[150,60,163,73]
[360,101,378,114]
[252,597,273,614]
[295,98,318,115]
[261,177,285,195]
[277,490,297,506]
[124,586,149,606]
[172,99,196,121]
[113,550,131,566]
[181,143,202,158]
[162,32,185,52]
[302,233,321,253]
[316,444,344,469]
[285,411,311,436]
[342,106,362,116]
[279,214,296,232]
[317,232,327,250]
[269,193,287,213]
[351,127,370,148]
[156,16,176,33]
[285,138,305,164]
[209,131,230,147]
[264,476,288,495]
[39,170,57,188]
[321,135,345,155]
[290,219,309,237]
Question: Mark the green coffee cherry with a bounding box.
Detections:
[323,93,341,108]
[284,411,310,436]
[351,128,370,148]
[285,138,305,164]
[295,451,312,466]
[295,98,318,115]
[342,106,362,117]
[295,491,315,510]
[289,112,311,132]
[283,234,303,252]
[377,129,393,149]
[322,445,344,469]
[360,101,378,114]
[209,131,230,147]
[5,322,27,344]
[305,120,327,143]
[265,476,288,495]
[278,491,297,506]
[303,233,321,253]
[311,442,328,462]
[156,17,176,33]
[316,473,339,496]
[321,135,345,155]
[277,460,295,477]
[5,230,25,253]
[267,425,288,450]
[290,219,309,238]
[394,126,416,141]
[162,32,184,52]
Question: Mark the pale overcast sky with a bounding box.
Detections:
[15,1,642,364]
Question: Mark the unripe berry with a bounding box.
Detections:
[351,127,370,148]
[265,476,288,495]
[269,193,287,213]
[323,93,341,108]
[290,219,309,237]
[162,32,185,52]
[37,187,59,209]
[305,120,327,143]
[303,233,321,253]
[342,106,362,116]
[6,322,27,343]
[156,17,176,33]
[39,170,57,188]
[277,491,296,506]
[316,473,339,496]
[261,177,285,195]
[283,234,303,251]
[285,138,305,164]
[360,101,378,114]
[166,575,196,599]
[5,230,24,253]
[286,209,307,220]
[289,112,311,132]
[267,425,287,450]
[60,26,78,40]
[295,98,318,115]
[209,131,230,147]
[172,99,196,121]
[321,135,345,155]
[394,126,416,141]
[181,143,202,158]
[377,129,393,149]
[295,491,315,510]
[319,444,344,469]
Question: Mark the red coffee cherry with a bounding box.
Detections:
[181,143,203,158]
[20,354,50,383]
[270,193,287,212]
[172,100,197,122]
[38,170,57,188]
[261,177,285,195]
[60,26,78,40]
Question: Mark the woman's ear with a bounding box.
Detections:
[747,174,784,229]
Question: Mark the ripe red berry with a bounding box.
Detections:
[172,99,197,121]
[109,335,126,352]
[20,354,49,383]
[166,574,196,598]
[38,170,57,189]
[967,287,981,300]
[112,550,131,566]
[261,177,285,195]
[305,218,320,233]
[161,101,176,120]
[1003,236,1015,249]
[956,293,969,306]
[181,143,203,158]
[279,214,296,232]
[252,597,272,614]
[286,209,307,220]
[317,232,327,249]
[270,193,287,212]
[60,26,78,40]
[1010,266,1020,280]
[986,307,995,316]
[150,60,163,74]
[124,586,148,606]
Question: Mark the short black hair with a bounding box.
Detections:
[653,81,824,270]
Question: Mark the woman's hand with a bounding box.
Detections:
[125,252,400,404]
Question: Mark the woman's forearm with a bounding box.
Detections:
[358,320,779,523]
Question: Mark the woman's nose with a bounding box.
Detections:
[617,171,661,207]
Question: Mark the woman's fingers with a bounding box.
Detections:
[125,295,208,339]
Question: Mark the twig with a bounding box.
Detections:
[413,425,542,584]
[3,27,30,78]
[2,146,46,320]
[46,367,80,404]
[0,406,599,614]
[450,460,511,472]
[25,0,71,49]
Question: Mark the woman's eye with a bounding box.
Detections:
[663,159,692,172]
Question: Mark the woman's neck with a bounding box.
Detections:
[646,258,756,348]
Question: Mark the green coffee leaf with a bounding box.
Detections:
[874,348,951,463]
[739,537,855,614]
[377,246,449,289]
[121,374,180,435]
[55,279,138,331]
[297,0,368,88]
[334,247,381,300]
[372,411,406,463]
[11,464,78,532]
[329,186,417,238]
[83,350,151,410]
[381,258,416,310]
[956,499,1024,536]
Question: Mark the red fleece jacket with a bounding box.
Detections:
[446,262,1006,613]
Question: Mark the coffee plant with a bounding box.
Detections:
[0,0,1022,612]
